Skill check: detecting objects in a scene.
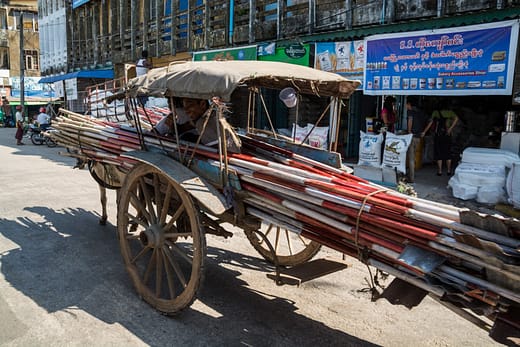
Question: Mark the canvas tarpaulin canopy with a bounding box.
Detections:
[125,60,361,101]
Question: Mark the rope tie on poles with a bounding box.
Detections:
[186,106,213,168]
[354,188,388,260]
[355,188,388,301]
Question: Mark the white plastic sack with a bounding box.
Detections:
[86,90,126,118]
[145,97,169,108]
[506,162,520,208]
[477,185,506,205]
[448,176,478,200]
[381,132,413,174]
[307,123,329,150]
[292,124,309,144]
[358,131,383,167]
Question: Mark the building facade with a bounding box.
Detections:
[37,0,520,156]
[38,1,520,71]
[0,0,41,103]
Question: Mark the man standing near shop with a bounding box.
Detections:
[14,105,24,145]
[406,96,429,182]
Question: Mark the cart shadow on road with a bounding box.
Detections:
[0,206,379,347]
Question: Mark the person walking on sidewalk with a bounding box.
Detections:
[406,96,429,182]
[15,105,24,145]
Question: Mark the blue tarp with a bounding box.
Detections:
[39,68,114,84]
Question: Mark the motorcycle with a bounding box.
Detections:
[28,123,58,147]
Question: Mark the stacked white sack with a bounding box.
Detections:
[450,147,520,205]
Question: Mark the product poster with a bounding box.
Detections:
[315,41,364,87]
[364,20,519,96]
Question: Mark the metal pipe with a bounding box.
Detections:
[438,265,520,304]
[369,259,446,297]
[228,0,234,45]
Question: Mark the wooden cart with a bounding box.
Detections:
[62,61,359,314]
[54,61,519,342]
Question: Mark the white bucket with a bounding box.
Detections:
[279,87,297,108]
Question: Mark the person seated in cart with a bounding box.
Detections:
[153,97,240,152]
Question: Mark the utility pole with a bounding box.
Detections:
[19,12,25,119]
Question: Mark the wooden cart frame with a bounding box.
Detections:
[79,61,361,314]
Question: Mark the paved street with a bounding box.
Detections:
[0,127,498,346]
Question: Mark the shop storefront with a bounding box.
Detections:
[311,19,520,161]
[362,19,520,162]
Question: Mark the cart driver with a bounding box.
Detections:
[153,97,240,152]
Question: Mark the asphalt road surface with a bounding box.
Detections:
[0,128,499,346]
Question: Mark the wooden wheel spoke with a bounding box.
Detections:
[125,212,148,229]
[274,227,281,252]
[162,247,176,299]
[125,232,140,240]
[284,228,293,255]
[129,191,152,225]
[159,185,173,226]
[165,240,193,265]
[143,248,157,284]
[163,245,188,288]
[297,234,310,246]
[155,248,163,298]
[259,223,274,245]
[164,204,186,231]
[131,245,152,264]
[153,174,162,222]
[139,177,157,223]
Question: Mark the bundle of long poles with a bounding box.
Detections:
[50,111,520,312]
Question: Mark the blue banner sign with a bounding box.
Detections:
[364,20,519,96]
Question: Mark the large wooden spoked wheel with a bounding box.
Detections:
[244,223,321,267]
[117,163,205,315]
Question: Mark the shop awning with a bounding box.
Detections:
[10,100,52,105]
[39,68,114,84]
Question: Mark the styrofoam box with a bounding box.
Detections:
[477,185,506,205]
[461,147,520,168]
[448,176,478,200]
[454,162,506,187]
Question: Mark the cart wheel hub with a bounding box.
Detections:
[139,224,165,248]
